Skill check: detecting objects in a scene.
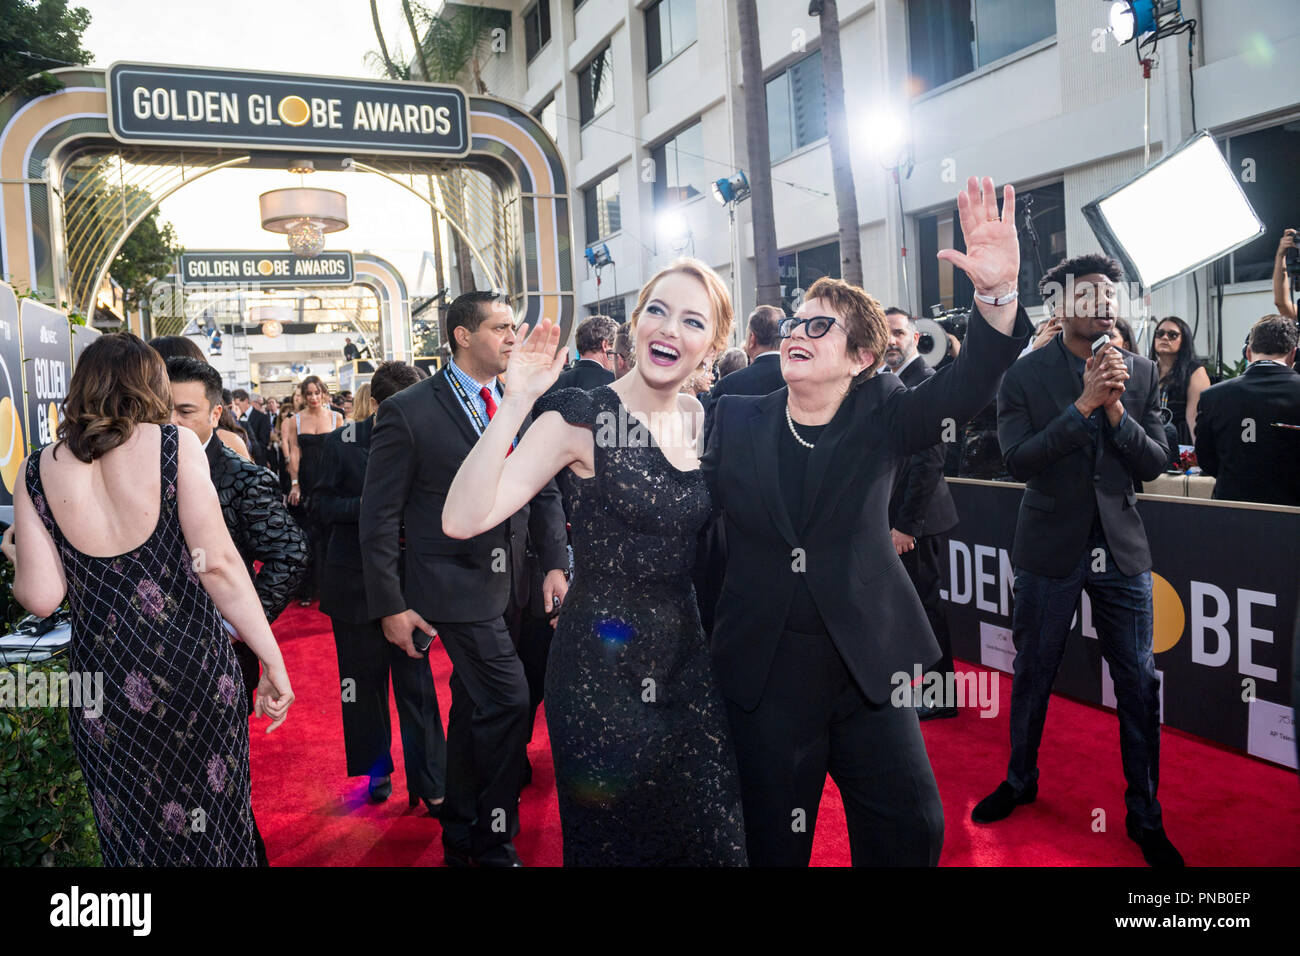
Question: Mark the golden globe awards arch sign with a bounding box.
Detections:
[107,62,469,156]
[179,251,354,288]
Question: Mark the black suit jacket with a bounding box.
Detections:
[704,305,1032,709]
[702,352,784,447]
[545,358,614,396]
[314,416,376,623]
[1194,362,1300,506]
[359,368,568,624]
[204,436,308,622]
[887,357,959,538]
[997,336,1169,578]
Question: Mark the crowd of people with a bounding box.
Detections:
[5,181,1296,868]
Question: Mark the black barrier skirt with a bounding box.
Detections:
[941,479,1297,770]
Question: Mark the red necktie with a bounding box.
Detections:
[480,386,511,456]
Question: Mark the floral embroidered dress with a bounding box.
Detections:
[24,424,258,866]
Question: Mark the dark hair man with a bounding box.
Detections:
[1194,314,1300,506]
[976,254,1181,867]
[1272,229,1298,320]
[360,290,568,867]
[231,387,272,466]
[166,356,308,866]
[612,321,635,379]
[343,337,361,362]
[883,307,960,719]
[702,304,787,443]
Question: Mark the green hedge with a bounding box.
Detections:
[0,659,102,866]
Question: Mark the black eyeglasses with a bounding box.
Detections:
[1153,329,1182,340]
[779,315,840,339]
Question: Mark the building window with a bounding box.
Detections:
[533,96,558,141]
[1219,123,1300,283]
[589,298,627,324]
[646,0,697,72]
[584,170,621,244]
[651,120,705,208]
[906,0,1055,94]
[578,46,613,125]
[917,181,1065,314]
[778,240,840,315]
[766,50,826,162]
[524,1,551,64]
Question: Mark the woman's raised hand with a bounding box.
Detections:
[505,317,567,401]
[937,176,1020,298]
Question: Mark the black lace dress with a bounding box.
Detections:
[24,425,258,866]
[534,386,747,866]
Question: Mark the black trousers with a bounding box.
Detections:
[433,616,530,857]
[901,533,954,678]
[331,617,447,801]
[725,627,945,867]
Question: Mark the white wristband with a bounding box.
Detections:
[975,289,1019,306]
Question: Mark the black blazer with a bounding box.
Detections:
[545,358,614,395]
[702,352,784,446]
[314,416,375,624]
[887,357,959,538]
[704,305,1032,709]
[204,437,308,622]
[359,368,568,625]
[997,336,1169,578]
[1194,362,1300,506]
[244,407,272,452]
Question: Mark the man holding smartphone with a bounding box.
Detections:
[972,254,1182,867]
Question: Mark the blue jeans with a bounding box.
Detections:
[1007,525,1163,829]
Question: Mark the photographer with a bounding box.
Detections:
[1272,228,1298,320]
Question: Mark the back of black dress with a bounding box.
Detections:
[24,424,257,866]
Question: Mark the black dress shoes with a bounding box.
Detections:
[971,780,1038,823]
[917,704,958,721]
[474,843,524,868]
[368,775,392,803]
[409,794,444,819]
[1126,816,1185,867]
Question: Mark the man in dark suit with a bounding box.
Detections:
[542,314,617,397]
[232,388,272,467]
[1195,314,1300,506]
[167,357,309,867]
[702,304,785,441]
[315,361,447,812]
[360,291,568,868]
[883,307,961,719]
[704,178,1033,866]
[976,253,1181,867]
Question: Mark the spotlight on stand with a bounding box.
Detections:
[1107,1,1184,46]
[711,170,750,206]
[1082,131,1263,291]
[584,243,613,268]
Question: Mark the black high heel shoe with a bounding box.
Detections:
[368,774,392,802]
[410,794,443,818]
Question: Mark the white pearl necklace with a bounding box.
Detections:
[786,403,817,449]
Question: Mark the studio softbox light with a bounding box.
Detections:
[1082,131,1263,290]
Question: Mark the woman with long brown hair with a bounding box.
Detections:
[282,375,342,604]
[2,333,293,866]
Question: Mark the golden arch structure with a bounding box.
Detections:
[0,65,576,356]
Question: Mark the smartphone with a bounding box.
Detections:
[1091,334,1111,357]
[546,596,563,623]
[412,628,435,654]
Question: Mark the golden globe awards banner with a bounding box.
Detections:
[0,287,24,508]
[107,63,468,157]
[179,250,354,287]
[71,323,100,365]
[941,480,1297,770]
[19,299,71,455]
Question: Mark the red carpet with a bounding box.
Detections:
[250,603,1300,866]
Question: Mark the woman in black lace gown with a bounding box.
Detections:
[443,261,746,865]
[3,334,294,866]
